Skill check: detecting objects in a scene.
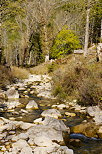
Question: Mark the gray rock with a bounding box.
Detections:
[56,104,67,109]
[6,87,19,99]
[16,121,34,130]
[12,139,33,154]
[87,106,101,117]
[42,116,69,132]
[6,100,20,109]
[26,119,69,147]
[41,109,62,119]
[26,100,38,110]
[33,118,43,124]
[18,133,28,140]
[87,106,102,124]
[0,132,7,140]
[33,146,73,154]
[34,135,59,147]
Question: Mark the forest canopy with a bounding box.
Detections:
[1,0,102,66]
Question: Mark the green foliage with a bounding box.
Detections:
[50,26,81,59]
[2,0,26,44]
[47,62,56,73]
[29,32,44,66]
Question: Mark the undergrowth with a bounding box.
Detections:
[11,66,29,79]
[0,65,13,90]
[52,60,102,106]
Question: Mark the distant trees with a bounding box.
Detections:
[1,0,102,66]
[1,0,27,65]
[84,0,102,57]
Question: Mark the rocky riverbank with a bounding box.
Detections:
[0,74,102,153]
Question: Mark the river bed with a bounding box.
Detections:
[1,96,102,154]
[0,74,102,153]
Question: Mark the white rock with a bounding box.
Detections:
[28,138,35,146]
[41,109,62,119]
[21,109,28,113]
[12,136,19,142]
[12,139,33,154]
[26,122,68,145]
[6,100,20,109]
[59,146,74,154]
[18,121,34,130]
[73,99,77,103]
[42,116,69,132]
[18,133,28,140]
[93,115,102,124]
[0,146,6,152]
[51,104,57,108]
[34,135,59,147]
[87,106,102,124]
[26,100,38,110]
[6,87,19,99]
[0,132,7,140]
[18,87,26,91]
[57,104,67,109]
[33,146,73,154]
[33,118,43,124]
[87,106,102,117]
[65,112,76,117]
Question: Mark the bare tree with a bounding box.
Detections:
[84,0,91,57]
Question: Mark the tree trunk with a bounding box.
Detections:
[101,20,102,41]
[84,1,90,57]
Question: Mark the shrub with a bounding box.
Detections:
[50,25,81,59]
[52,62,102,106]
[11,66,29,79]
[29,63,48,75]
[47,62,56,73]
[0,65,13,89]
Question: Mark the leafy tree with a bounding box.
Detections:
[50,26,81,59]
[90,0,102,43]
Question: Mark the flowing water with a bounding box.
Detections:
[1,96,102,154]
[0,73,102,154]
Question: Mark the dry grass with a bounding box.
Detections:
[29,63,50,74]
[52,55,102,106]
[11,66,29,79]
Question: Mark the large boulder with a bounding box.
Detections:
[11,139,33,154]
[87,106,102,124]
[26,125,64,146]
[71,122,101,138]
[26,117,70,147]
[33,146,73,154]
[42,116,69,132]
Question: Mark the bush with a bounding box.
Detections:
[50,25,81,59]
[47,62,56,73]
[52,62,102,106]
[0,65,13,89]
[29,63,48,75]
[11,66,29,79]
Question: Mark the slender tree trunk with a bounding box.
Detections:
[84,2,90,57]
[101,20,102,41]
